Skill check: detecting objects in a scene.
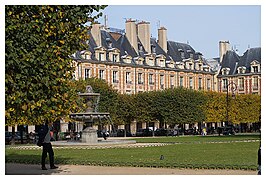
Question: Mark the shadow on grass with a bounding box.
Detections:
[5,153,70,175]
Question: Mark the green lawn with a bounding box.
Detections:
[5,135,260,170]
[132,134,260,143]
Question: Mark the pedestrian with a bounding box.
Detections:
[258,143,261,175]
[40,120,58,170]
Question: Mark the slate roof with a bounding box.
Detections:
[167,41,197,62]
[219,50,240,75]
[76,28,208,68]
[219,47,261,75]
[237,47,261,73]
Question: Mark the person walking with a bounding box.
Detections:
[258,143,261,175]
[40,120,58,170]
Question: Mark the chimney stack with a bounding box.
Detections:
[219,40,230,63]
[125,19,138,53]
[158,27,167,53]
[91,22,102,47]
[137,21,151,54]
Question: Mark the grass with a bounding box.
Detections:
[131,134,261,143]
[5,135,260,170]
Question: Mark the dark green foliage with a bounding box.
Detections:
[5,5,107,126]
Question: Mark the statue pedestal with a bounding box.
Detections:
[82,127,98,144]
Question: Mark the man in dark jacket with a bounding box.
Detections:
[40,120,58,170]
[258,143,261,175]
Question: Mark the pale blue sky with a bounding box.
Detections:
[97,5,261,59]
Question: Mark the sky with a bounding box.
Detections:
[96,5,261,59]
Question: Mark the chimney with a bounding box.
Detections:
[125,19,138,53]
[158,27,167,53]
[219,40,230,63]
[137,21,151,54]
[91,22,102,47]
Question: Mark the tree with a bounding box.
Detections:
[5,5,107,126]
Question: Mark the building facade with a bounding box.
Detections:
[72,19,216,94]
[217,41,261,95]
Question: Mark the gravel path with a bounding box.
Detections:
[5,163,257,175]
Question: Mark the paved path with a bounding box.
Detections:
[5,163,256,175]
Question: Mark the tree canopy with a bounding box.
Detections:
[5,5,107,126]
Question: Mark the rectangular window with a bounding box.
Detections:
[149,74,154,85]
[99,70,104,80]
[160,75,164,89]
[253,66,258,73]
[198,78,202,90]
[99,53,104,61]
[189,63,193,70]
[170,75,174,88]
[160,60,164,67]
[222,79,228,90]
[78,65,82,79]
[180,76,183,87]
[149,59,154,66]
[126,72,131,84]
[85,69,90,79]
[113,71,118,83]
[253,77,258,90]
[113,54,118,62]
[138,73,143,84]
[238,77,244,90]
[85,54,90,60]
[189,77,193,89]
[207,79,211,90]
[199,64,202,71]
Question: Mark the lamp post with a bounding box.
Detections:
[226,81,237,126]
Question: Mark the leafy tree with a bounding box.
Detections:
[203,91,227,123]
[5,5,107,126]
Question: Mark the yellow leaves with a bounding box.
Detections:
[30,104,36,109]
[59,11,63,18]
[21,104,27,111]
[8,108,15,112]
[37,101,42,107]
[50,109,55,114]
[59,40,65,44]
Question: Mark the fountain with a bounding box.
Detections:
[52,85,136,146]
[69,85,111,144]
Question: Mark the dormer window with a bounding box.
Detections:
[98,52,105,61]
[80,51,91,60]
[237,67,246,74]
[178,49,185,59]
[250,60,260,73]
[159,59,165,67]
[189,63,193,70]
[135,57,143,65]
[253,66,258,73]
[113,54,118,62]
[122,55,132,64]
[187,50,193,59]
[198,64,202,71]
[203,66,210,72]
[138,44,143,52]
[221,68,230,75]
[167,62,174,68]
[176,62,184,69]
